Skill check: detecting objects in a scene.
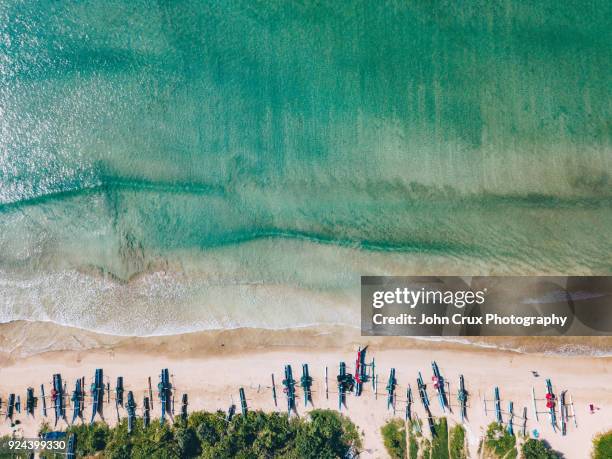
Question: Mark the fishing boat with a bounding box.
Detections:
[282,365,297,415]
[431,361,448,412]
[300,364,313,407]
[90,369,104,425]
[494,387,502,424]
[545,379,557,432]
[6,394,15,420]
[405,386,413,421]
[507,401,514,435]
[66,433,76,459]
[386,368,397,411]
[116,377,124,407]
[337,362,355,411]
[158,368,173,425]
[354,346,375,396]
[239,388,248,416]
[71,379,83,423]
[26,387,36,417]
[417,372,435,437]
[40,384,47,418]
[458,375,468,422]
[181,394,189,421]
[143,396,151,428]
[126,391,136,434]
[52,374,66,426]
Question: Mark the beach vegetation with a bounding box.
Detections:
[592,430,612,459]
[408,434,418,459]
[484,422,517,459]
[521,438,559,458]
[449,424,467,459]
[430,417,449,459]
[64,408,360,458]
[381,418,407,458]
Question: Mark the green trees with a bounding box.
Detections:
[592,430,612,459]
[483,422,517,459]
[448,424,467,459]
[381,419,407,459]
[521,438,559,458]
[65,409,360,458]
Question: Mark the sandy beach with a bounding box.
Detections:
[0,322,610,458]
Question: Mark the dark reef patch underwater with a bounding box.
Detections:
[0,1,610,334]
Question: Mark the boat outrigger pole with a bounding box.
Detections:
[301,364,313,407]
[71,379,83,423]
[90,368,104,424]
[126,391,136,434]
[431,361,448,412]
[158,368,173,425]
[282,365,297,415]
[458,375,468,422]
[386,368,397,412]
[545,379,557,432]
[52,373,66,426]
[417,372,435,437]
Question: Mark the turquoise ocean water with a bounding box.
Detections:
[0,1,610,335]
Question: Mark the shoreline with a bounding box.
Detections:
[1,321,611,363]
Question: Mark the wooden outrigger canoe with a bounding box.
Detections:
[301,364,313,407]
[52,373,66,426]
[71,379,84,423]
[417,372,436,437]
[66,433,76,459]
[386,368,397,412]
[405,385,413,421]
[40,384,47,418]
[545,379,557,432]
[126,391,136,433]
[458,375,468,422]
[143,396,151,428]
[181,393,189,421]
[354,346,375,396]
[6,393,15,420]
[239,387,248,416]
[158,368,173,425]
[90,368,104,425]
[337,362,355,411]
[282,365,297,415]
[26,387,36,417]
[431,361,448,413]
[115,377,124,405]
[494,387,502,424]
[507,401,514,435]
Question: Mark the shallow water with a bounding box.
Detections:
[0,1,610,336]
